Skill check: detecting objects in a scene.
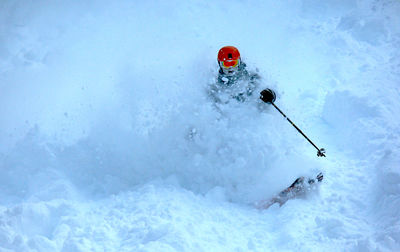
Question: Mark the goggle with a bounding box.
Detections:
[219,59,239,68]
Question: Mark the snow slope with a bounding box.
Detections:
[0,0,399,251]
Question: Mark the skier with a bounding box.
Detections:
[208,46,324,209]
[208,45,276,104]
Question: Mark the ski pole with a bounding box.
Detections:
[260,89,326,157]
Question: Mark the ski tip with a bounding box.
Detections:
[316,172,323,182]
[307,172,324,185]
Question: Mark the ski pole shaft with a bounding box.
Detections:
[270,102,326,157]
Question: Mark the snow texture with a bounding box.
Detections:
[0,0,399,251]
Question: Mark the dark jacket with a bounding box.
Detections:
[209,62,261,103]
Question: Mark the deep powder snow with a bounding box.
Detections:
[0,0,399,251]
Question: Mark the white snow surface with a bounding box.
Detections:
[0,0,399,251]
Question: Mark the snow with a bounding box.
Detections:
[0,0,399,251]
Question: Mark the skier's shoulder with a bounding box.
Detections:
[240,62,261,79]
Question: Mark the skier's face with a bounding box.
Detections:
[219,59,240,76]
[221,67,238,75]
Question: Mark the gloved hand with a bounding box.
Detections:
[260,88,276,103]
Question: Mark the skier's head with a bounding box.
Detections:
[218,46,241,75]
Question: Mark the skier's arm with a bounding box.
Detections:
[207,82,222,103]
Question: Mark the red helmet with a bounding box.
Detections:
[218,46,240,62]
[217,46,241,74]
